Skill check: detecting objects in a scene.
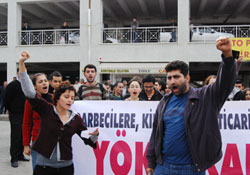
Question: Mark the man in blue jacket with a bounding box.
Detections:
[146,37,237,175]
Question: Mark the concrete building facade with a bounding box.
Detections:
[0,0,249,86]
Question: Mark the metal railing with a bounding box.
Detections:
[0,32,7,46]
[0,25,248,46]
[103,25,250,43]
[190,25,250,43]
[103,26,178,43]
[18,29,80,45]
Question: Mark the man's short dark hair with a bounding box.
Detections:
[165,60,189,77]
[49,71,62,81]
[155,78,166,91]
[142,75,155,84]
[103,81,109,86]
[114,81,123,87]
[83,64,97,72]
[235,79,243,84]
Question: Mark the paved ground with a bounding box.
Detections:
[0,118,33,175]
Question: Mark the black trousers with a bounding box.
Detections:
[9,113,24,162]
[34,164,74,175]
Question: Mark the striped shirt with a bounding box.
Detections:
[78,82,109,100]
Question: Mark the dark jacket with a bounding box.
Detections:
[109,94,123,100]
[22,25,31,30]
[28,93,96,160]
[48,85,54,94]
[139,89,163,101]
[233,90,245,100]
[0,86,5,105]
[146,56,237,172]
[3,80,26,114]
[61,25,69,29]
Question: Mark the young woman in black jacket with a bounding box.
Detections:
[19,51,99,175]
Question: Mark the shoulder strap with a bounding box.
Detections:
[78,85,87,100]
[98,83,105,100]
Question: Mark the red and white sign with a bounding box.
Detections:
[71,101,250,175]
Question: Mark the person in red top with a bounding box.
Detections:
[22,72,53,170]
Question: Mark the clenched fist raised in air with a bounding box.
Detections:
[19,51,30,73]
[216,37,232,58]
[19,51,30,62]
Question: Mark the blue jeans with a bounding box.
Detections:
[132,30,140,42]
[31,147,38,170]
[154,161,205,175]
[171,31,176,42]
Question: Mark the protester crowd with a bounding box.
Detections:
[1,70,249,116]
[0,37,249,175]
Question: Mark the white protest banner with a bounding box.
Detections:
[71,101,250,175]
[71,101,157,175]
[208,101,250,175]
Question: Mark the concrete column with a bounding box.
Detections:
[6,61,17,83]
[91,0,103,45]
[177,0,190,44]
[7,1,20,82]
[8,1,21,47]
[90,0,103,82]
[79,0,89,81]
